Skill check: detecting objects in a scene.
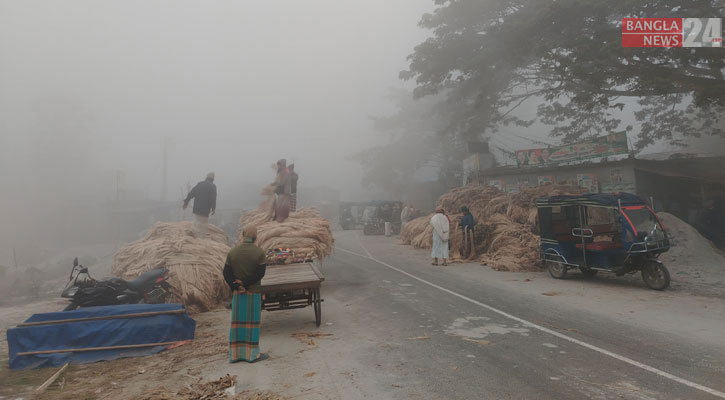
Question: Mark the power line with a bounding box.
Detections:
[492,129,557,148]
[488,137,515,153]
[489,135,524,151]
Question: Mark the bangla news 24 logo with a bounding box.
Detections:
[622,18,722,47]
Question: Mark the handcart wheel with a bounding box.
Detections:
[313,288,322,327]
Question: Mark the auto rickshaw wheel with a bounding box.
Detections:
[546,259,567,279]
[641,260,670,290]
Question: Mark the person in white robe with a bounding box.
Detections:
[430,208,450,265]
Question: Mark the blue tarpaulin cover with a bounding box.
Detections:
[7,303,196,370]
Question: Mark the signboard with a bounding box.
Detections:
[463,153,495,175]
[601,182,636,194]
[577,174,599,194]
[622,18,722,48]
[538,176,555,185]
[516,132,628,167]
[610,168,624,184]
[488,179,504,190]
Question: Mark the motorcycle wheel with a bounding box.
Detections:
[63,302,79,311]
[641,261,670,290]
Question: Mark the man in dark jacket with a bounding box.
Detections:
[460,206,475,257]
[460,206,475,232]
[183,172,217,238]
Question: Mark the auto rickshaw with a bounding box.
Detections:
[363,201,403,235]
[339,201,366,230]
[536,192,671,290]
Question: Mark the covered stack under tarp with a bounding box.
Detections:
[400,184,579,271]
[111,222,231,312]
[238,185,334,261]
[7,304,195,370]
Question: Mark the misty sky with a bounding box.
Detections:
[0,0,432,209]
[3,1,722,256]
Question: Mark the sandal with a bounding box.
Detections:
[442,263,448,266]
[431,262,439,266]
[251,353,269,363]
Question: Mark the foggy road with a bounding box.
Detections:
[2,1,725,399]
[321,230,725,399]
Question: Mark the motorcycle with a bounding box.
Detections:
[61,257,171,311]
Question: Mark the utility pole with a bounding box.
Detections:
[12,247,18,271]
[162,136,169,201]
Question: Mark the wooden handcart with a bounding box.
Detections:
[259,263,325,327]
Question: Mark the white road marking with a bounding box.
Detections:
[334,245,725,399]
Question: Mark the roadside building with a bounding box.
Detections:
[467,153,724,247]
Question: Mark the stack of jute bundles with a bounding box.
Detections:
[400,184,579,271]
[111,221,231,312]
[238,185,334,261]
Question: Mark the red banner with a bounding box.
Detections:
[622,18,683,48]
[622,18,722,48]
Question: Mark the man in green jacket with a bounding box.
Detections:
[223,225,268,363]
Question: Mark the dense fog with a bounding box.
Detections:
[0,0,431,263]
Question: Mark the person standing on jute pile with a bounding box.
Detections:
[430,207,450,266]
[273,159,292,222]
[288,163,299,212]
[182,172,217,238]
[224,225,268,363]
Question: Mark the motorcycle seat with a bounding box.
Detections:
[99,277,129,288]
[127,268,166,291]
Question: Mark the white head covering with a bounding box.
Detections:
[206,172,215,180]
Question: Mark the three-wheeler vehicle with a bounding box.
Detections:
[536,192,671,290]
[339,201,367,230]
[363,200,403,236]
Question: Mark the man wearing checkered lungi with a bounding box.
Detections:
[288,163,299,212]
[223,225,268,363]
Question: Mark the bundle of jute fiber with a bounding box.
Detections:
[400,215,434,248]
[238,188,334,261]
[239,185,276,228]
[399,183,581,269]
[401,185,509,254]
[477,214,541,272]
[111,221,231,312]
[504,184,580,231]
[400,212,483,261]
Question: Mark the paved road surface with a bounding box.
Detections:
[306,230,725,399]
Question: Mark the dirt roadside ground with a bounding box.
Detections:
[0,294,401,400]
